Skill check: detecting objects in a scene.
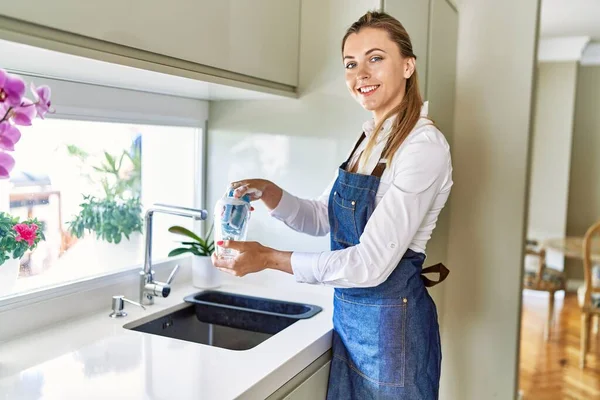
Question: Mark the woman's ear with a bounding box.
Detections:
[403,58,416,79]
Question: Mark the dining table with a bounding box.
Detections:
[542,236,600,263]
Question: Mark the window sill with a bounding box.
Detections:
[0,254,192,343]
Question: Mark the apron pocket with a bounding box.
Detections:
[332,191,359,245]
[335,294,408,387]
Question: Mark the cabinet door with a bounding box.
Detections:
[1,0,300,86]
[383,0,430,94]
[266,351,332,400]
[283,361,331,400]
[427,0,458,138]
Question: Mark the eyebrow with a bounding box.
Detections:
[343,48,387,60]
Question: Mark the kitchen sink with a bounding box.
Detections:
[123,290,322,351]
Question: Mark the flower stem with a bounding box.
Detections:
[0,106,13,123]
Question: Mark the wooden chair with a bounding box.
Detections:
[523,239,566,341]
[580,221,600,368]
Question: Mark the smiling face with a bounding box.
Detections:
[343,27,415,124]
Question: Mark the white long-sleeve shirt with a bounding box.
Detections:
[270,101,453,288]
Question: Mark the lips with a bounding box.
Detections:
[357,85,380,96]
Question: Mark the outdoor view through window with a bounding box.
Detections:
[0,118,198,298]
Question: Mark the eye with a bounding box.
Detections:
[345,62,357,69]
[370,56,383,62]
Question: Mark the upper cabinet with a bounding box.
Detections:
[383,0,431,95]
[0,0,301,88]
[426,0,459,138]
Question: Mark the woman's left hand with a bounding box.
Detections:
[211,240,293,277]
[212,240,270,277]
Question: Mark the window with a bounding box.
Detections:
[0,78,205,300]
[0,118,200,298]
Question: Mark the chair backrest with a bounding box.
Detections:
[582,221,600,308]
[525,239,546,288]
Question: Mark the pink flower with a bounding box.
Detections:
[0,121,21,151]
[0,69,26,107]
[13,223,39,247]
[30,83,52,119]
[11,99,37,126]
[0,151,15,179]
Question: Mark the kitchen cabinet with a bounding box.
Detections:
[0,0,300,88]
[267,351,332,400]
[383,0,431,95]
[426,0,459,139]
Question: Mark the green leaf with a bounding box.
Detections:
[103,151,117,171]
[168,247,192,257]
[168,226,205,245]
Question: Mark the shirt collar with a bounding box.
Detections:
[362,101,429,139]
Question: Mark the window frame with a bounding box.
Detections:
[0,72,209,313]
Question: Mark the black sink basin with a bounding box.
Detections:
[124,291,322,351]
[183,290,322,335]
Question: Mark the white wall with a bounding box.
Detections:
[141,126,199,261]
[441,0,540,399]
[527,62,578,271]
[566,65,600,280]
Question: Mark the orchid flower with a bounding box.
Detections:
[0,122,21,151]
[0,151,15,179]
[11,99,37,126]
[31,83,52,118]
[0,69,26,107]
[0,68,53,180]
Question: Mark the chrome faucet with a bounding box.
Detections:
[140,203,208,305]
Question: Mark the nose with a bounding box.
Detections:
[356,64,369,82]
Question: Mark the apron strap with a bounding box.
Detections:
[344,133,367,166]
[421,263,450,287]
[372,162,387,178]
[345,132,389,177]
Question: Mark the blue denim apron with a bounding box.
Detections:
[326,133,449,400]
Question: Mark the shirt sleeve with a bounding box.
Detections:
[269,170,338,237]
[290,141,451,287]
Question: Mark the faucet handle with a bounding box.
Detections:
[166,264,180,286]
[110,295,146,318]
[144,264,180,300]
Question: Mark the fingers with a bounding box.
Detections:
[211,253,243,277]
[232,184,249,198]
[229,181,263,201]
[229,181,245,189]
[216,240,244,251]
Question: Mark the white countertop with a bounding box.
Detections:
[0,276,334,400]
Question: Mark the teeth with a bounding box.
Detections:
[359,85,378,93]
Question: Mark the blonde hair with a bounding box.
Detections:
[342,11,428,172]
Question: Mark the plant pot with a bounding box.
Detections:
[58,232,144,272]
[0,257,20,297]
[192,255,222,289]
[92,232,144,263]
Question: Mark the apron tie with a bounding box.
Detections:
[421,263,450,287]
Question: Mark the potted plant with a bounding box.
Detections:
[168,224,222,289]
[0,212,45,296]
[67,195,143,244]
[66,142,144,258]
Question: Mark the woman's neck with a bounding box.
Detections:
[373,93,405,126]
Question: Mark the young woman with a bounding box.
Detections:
[212,11,453,399]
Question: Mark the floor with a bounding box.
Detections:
[519,291,600,399]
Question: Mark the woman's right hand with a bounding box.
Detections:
[229,179,283,210]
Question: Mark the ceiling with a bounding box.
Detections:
[540,0,600,41]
